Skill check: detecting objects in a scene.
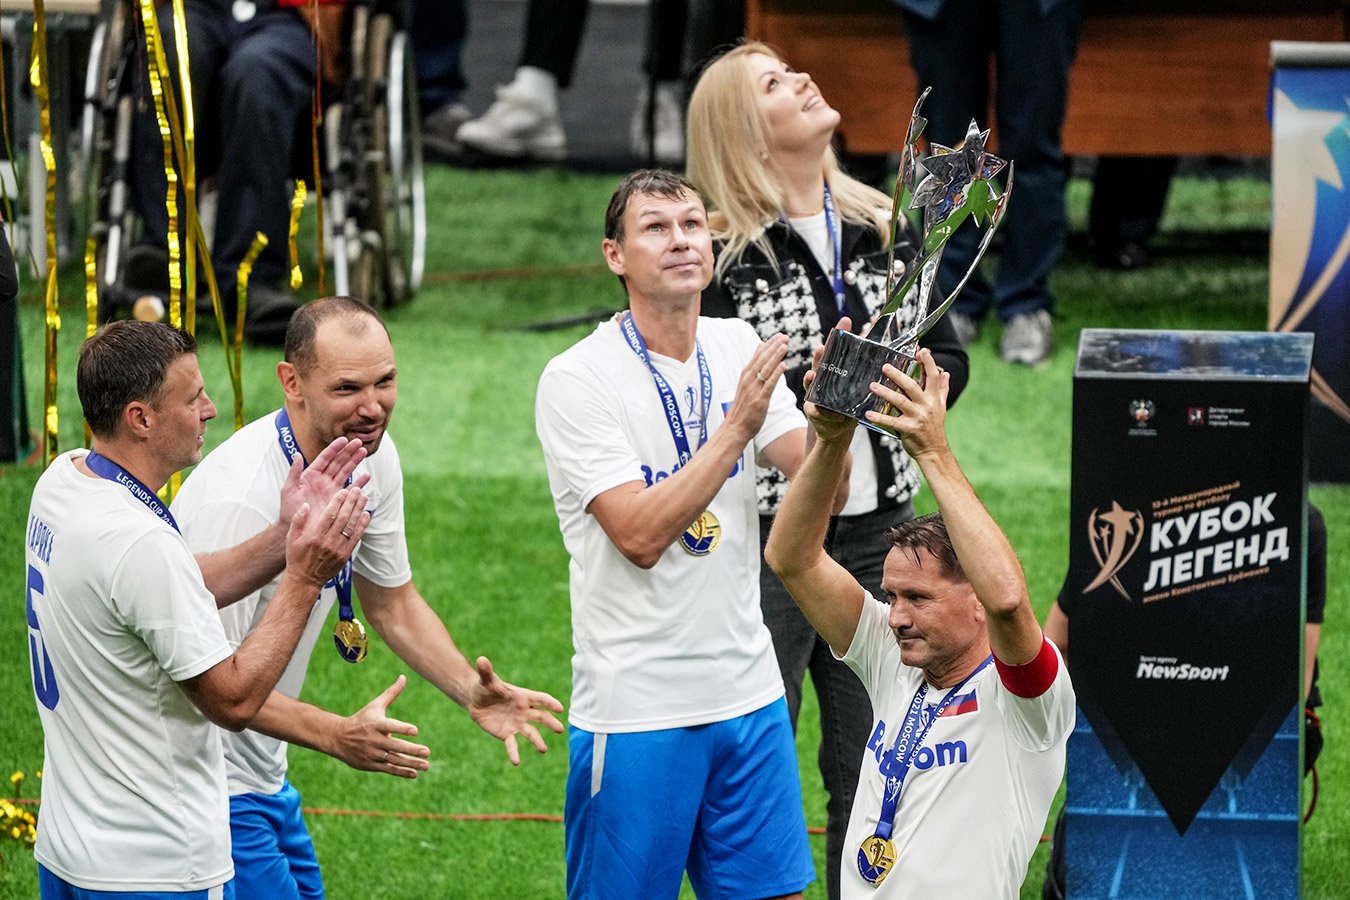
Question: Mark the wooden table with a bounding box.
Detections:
[746,0,1350,156]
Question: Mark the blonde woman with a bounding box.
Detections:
[687,42,969,900]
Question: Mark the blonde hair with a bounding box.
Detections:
[686,41,894,276]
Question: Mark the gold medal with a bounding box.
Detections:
[333,617,368,663]
[679,509,721,556]
[857,835,896,886]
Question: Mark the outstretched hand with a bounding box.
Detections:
[329,675,431,779]
[279,437,371,528]
[865,348,951,460]
[802,316,859,444]
[467,656,565,766]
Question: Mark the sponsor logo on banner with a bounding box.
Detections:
[1128,400,1157,437]
[1136,656,1231,682]
[1080,483,1289,605]
[1187,407,1206,426]
[1083,501,1144,600]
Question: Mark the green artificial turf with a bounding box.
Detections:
[2,164,1347,898]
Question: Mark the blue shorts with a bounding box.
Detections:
[38,865,234,899]
[565,697,815,899]
[229,781,324,900]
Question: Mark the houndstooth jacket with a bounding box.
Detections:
[701,217,969,517]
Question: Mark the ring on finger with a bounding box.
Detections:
[756,371,766,383]
[341,530,352,539]
[382,749,389,763]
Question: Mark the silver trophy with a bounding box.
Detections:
[806,88,1013,434]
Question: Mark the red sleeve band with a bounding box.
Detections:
[993,636,1060,699]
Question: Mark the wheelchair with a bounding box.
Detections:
[79,0,426,321]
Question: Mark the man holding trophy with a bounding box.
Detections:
[766,345,1075,896]
[536,169,831,898]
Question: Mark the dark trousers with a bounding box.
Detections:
[520,0,690,89]
[519,0,590,88]
[904,0,1081,322]
[131,0,315,291]
[759,501,909,900]
[413,0,468,113]
[1089,156,1177,248]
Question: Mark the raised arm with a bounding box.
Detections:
[194,437,369,606]
[587,334,792,569]
[180,488,370,730]
[764,327,867,655]
[866,350,1043,666]
[355,575,565,766]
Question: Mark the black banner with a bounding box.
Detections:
[1063,330,1310,881]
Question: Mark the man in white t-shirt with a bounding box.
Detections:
[536,170,838,899]
[766,346,1075,899]
[25,321,367,898]
[171,296,565,898]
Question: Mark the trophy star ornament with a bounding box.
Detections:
[807,88,1013,434]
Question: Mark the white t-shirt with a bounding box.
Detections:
[536,315,805,732]
[26,451,234,892]
[787,211,878,517]
[171,410,412,796]
[840,595,1075,899]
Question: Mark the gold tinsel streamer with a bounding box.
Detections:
[137,0,184,327]
[31,1,61,465]
[233,234,268,429]
[169,0,198,334]
[309,0,326,295]
[84,237,98,447]
[288,180,306,290]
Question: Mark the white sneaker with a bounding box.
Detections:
[629,82,684,165]
[456,84,566,162]
[999,310,1053,366]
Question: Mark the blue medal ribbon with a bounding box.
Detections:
[274,409,357,633]
[871,655,993,842]
[85,450,180,532]
[822,182,847,316]
[618,312,712,466]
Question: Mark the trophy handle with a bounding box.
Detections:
[883,86,932,305]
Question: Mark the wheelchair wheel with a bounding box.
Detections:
[364,11,424,307]
[81,0,139,322]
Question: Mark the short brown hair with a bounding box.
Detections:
[283,296,387,374]
[604,169,704,243]
[77,321,198,438]
[884,512,967,582]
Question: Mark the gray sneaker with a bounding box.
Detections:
[456,85,566,162]
[999,310,1053,366]
[629,83,685,165]
[946,310,981,347]
[421,102,472,159]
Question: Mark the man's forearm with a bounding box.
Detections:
[366,591,476,709]
[592,419,758,568]
[196,521,288,608]
[222,572,325,719]
[249,691,340,755]
[766,434,851,580]
[915,447,1042,662]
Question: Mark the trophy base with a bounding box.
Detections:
[805,329,918,436]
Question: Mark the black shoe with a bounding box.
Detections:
[124,243,172,293]
[242,284,299,346]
